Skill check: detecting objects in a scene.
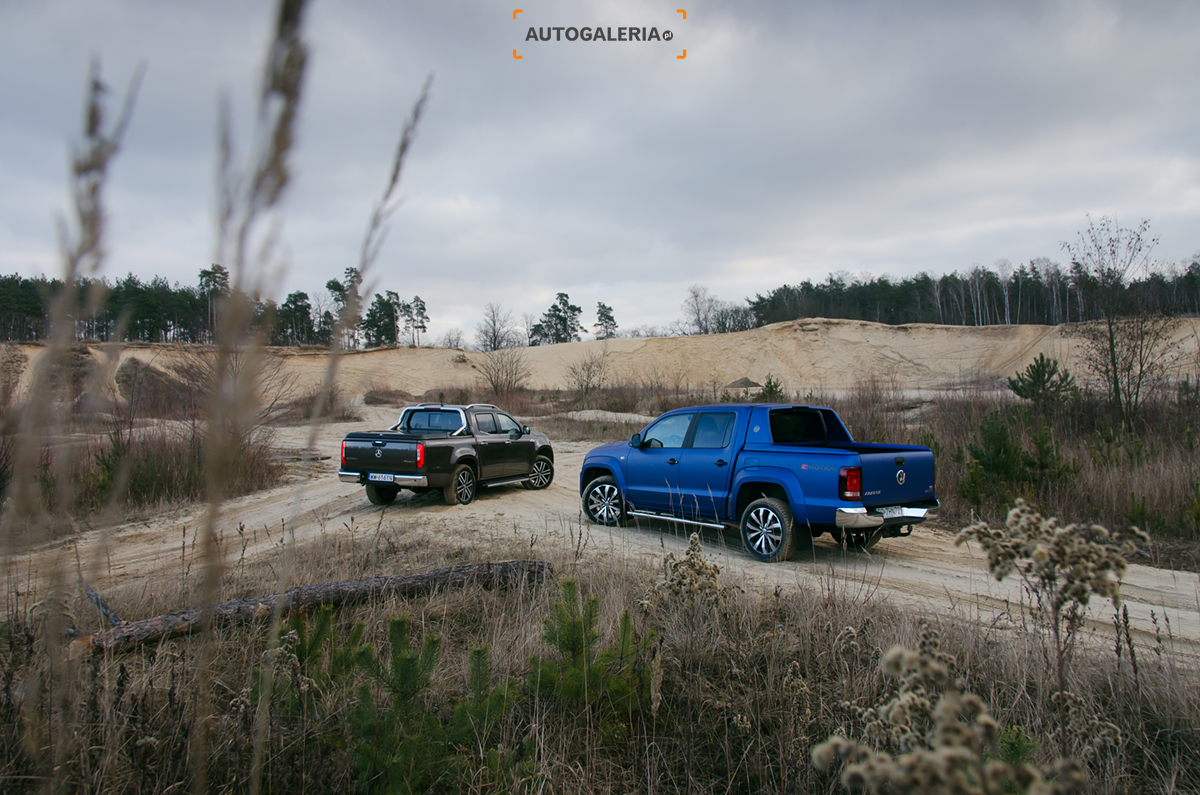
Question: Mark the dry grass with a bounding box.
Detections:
[273,383,361,424]
[4,518,1197,793]
[361,384,413,406]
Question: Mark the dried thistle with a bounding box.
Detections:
[659,533,722,606]
[957,499,1147,616]
[956,499,1147,757]
[813,623,1084,795]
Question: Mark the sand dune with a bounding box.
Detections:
[11,316,1200,402]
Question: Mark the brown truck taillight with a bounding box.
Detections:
[341,440,347,468]
[416,443,425,469]
[839,466,862,500]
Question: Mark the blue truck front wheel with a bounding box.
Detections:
[741,497,796,562]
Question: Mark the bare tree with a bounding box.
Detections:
[1064,215,1176,431]
[474,302,519,351]
[995,259,1013,325]
[563,346,609,406]
[477,347,531,399]
[520,312,537,347]
[682,284,755,335]
[682,284,717,334]
[437,327,466,349]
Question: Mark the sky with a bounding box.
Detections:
[1,0,1198,342]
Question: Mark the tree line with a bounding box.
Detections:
[749,248,1200,328]
[1,218,1194,348]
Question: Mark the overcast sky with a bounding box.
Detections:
[1,0,1198,340]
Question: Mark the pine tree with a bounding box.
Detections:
[530,292,584,345]
[361,293,398,347]
[594,301,617,339]
[410,295,429,345]
[278,291,313,345]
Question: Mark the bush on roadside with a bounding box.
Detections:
[41,424,284,513]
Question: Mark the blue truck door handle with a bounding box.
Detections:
[667,458,678,465]
[715,459,728,467]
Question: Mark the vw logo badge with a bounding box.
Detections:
[896,469,906,485]
[375,449,382,458]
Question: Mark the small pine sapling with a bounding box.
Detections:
[1008,354,1076,411]
[349,614,452,794]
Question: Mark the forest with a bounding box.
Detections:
[2,246,1198,347]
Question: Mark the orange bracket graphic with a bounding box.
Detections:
[677,9,686,19]
[513,49,522,59]
[513,9,522,18]
[677,49,686,59]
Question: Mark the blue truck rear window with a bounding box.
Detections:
[769,409,827,445]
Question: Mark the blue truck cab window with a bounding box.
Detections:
[691,412,735,449]
[642,413,693,448]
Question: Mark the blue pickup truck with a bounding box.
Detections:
[578,403,938,561]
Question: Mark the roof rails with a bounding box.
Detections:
[465,403,500,410]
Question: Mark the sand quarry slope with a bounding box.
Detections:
[17,316,1200,400]
[7,319,1200,658]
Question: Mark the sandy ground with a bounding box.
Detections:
[15,316,1200,400]
[9,405,1199,660]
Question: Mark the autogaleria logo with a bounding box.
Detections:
[512,8,688,59]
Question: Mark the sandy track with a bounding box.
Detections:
[9,406,1200,658]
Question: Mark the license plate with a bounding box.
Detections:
[368,473,395,483]
[878,505,903,519]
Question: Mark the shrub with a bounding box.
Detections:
[957,411,1078,514]
[1008,353,1076,411]
[754,373,787,402]
[41,424,284,513]
[477,347,531,400]
[564,348,609,407]
[115,357,194,419]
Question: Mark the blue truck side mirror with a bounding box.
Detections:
[629,433,641,448]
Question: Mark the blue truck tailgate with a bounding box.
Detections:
[847,443,937,507]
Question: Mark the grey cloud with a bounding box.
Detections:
[1,0,1197,336]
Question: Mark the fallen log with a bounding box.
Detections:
[81,578,125,627]
[70,560,552,658]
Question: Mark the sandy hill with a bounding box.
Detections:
[11,317,1199,402]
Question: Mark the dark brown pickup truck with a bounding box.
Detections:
[339,403,554,506]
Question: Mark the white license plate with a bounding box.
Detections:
[367,473,395,483]
[878,505,903,519]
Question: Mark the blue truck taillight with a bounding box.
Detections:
[839,466,862,500]
[416,443,424,469]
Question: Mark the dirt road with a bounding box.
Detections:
[10,407,1200,656]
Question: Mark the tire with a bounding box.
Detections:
[365,483,399,505]
[740,497,797,562]
[830,528,882,550]
[443,464,476,505]
[582,476,624,526]
[524,455,554,490]
[854,530,883,550]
